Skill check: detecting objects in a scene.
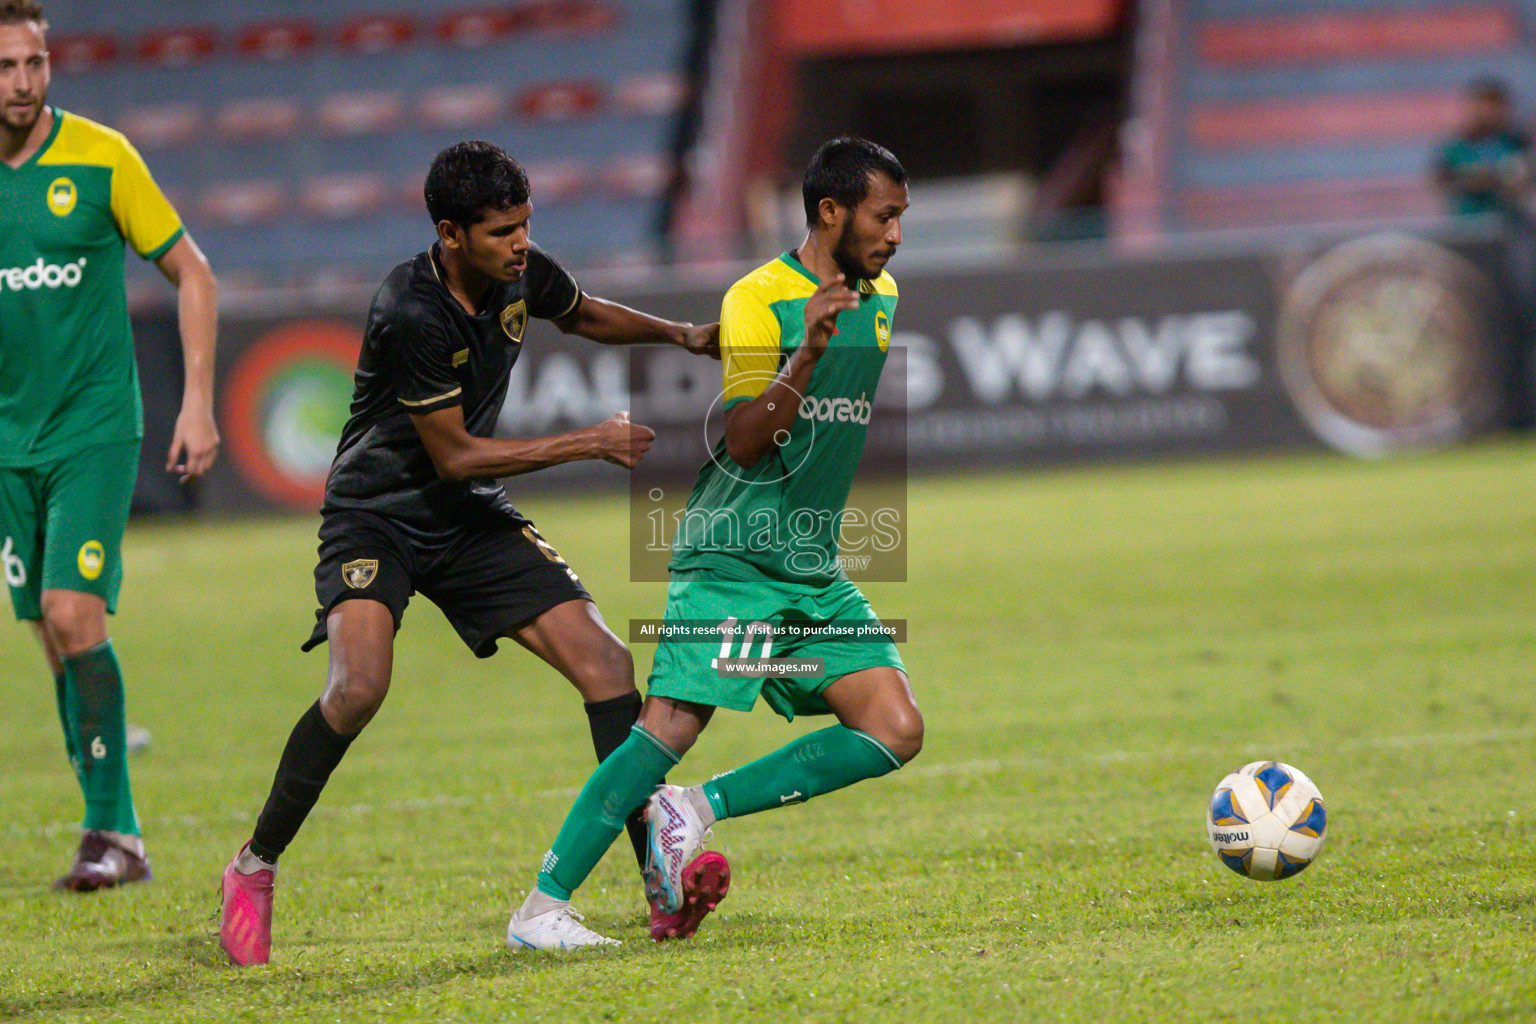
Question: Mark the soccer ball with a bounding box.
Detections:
[1206,761,1328,881]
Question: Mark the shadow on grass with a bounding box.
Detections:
[1,911,820,1020]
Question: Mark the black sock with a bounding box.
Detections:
[249,701,355,863]
[584,691,652,871]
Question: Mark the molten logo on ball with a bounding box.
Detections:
[1206,760,1328,881]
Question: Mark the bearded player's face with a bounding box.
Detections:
[830,172,908,282]
[0,21,49,135]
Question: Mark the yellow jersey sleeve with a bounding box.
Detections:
[719,282,783,408]
[109,137,184,260]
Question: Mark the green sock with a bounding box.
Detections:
[64,642,139,835]
[535,726,679,901]
[53,670,83,784]
[701,725,902,821]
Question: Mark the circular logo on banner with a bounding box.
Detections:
[1277,233,1500,456]
[223,321,359,510]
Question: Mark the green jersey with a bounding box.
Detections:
[0,108,184,466]
[669,251,897,584]
[1435,129,1532,217]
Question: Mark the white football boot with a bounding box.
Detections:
[643,784,714,915]
[506,904,620,952]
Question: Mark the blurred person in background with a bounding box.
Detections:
[0,0,220,890]
[1434,77,1532,218]
[1433,76,1536,427]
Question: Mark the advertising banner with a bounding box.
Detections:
[138,229,1515,516]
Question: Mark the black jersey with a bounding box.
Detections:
[321,243,582,541]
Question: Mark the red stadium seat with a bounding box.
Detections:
[47,33,118,74]
[335,14,415,54]
[136,26,218,68]
[1201,7,1517,66]
[517,0,619,35]
[318,91,404,136]
[199,180,288,227]
[523,159,592,202]
[516,81,605,123]
[614,72,689,117]
[119,103,203,149]
[215,98,302,142]
[1181,178,1443,230]
[417,85,509,129]
[1189,91,1462,151]
[436,9,517,48]
[237,21,319,62]
[301,174,388,220]
[603,154,671,198]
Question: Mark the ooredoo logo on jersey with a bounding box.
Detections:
[799,392,873,425]
[0,257,88,291]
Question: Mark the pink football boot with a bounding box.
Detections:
[649,850,731,941]
[219,844,274,966]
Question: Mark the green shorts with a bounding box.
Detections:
[645,574,905,721]
[0,439,139,621]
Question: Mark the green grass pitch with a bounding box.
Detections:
[2,442,1534,1022]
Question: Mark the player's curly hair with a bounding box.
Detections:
[0,0,47,28]
[424,141,531,227]
[801,137,906,227]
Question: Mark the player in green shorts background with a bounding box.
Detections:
[508,137,921,950]
[1,1,220,890]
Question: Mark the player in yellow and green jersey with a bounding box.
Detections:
[508,138,921,950]
[1,0,220,891]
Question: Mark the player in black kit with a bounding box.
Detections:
[218,141,719,965]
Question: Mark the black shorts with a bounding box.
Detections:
[302,509,592,658]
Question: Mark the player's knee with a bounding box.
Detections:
[39,593,107,656]
[321,667,390,733]
[884,704,924,764]
[570,640,635,702]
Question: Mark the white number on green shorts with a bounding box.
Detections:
[712,616,775,667]
[2,537,25,587]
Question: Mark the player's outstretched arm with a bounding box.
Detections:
[722,274,857,469]
[155,234,220,481]
[555,294,720,359]
[409,405,654,480]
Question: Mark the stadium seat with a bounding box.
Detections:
[318,91,405,136]
[236,21,319,63]
[61,0,694,290]
[524,158,594,203]
[516,81,605,123]
[301,174,390,220]
[47,33,118,74]
[119,102,202,149]
[614,72,689,117]
[198,180,288,227]
[417,84,511,129]
[136,26,218,68]
[604,154,670,199]
[215,98,302,142]
[1125,0,1536,235]
[334,13,416,55]
[436,9,519,49]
